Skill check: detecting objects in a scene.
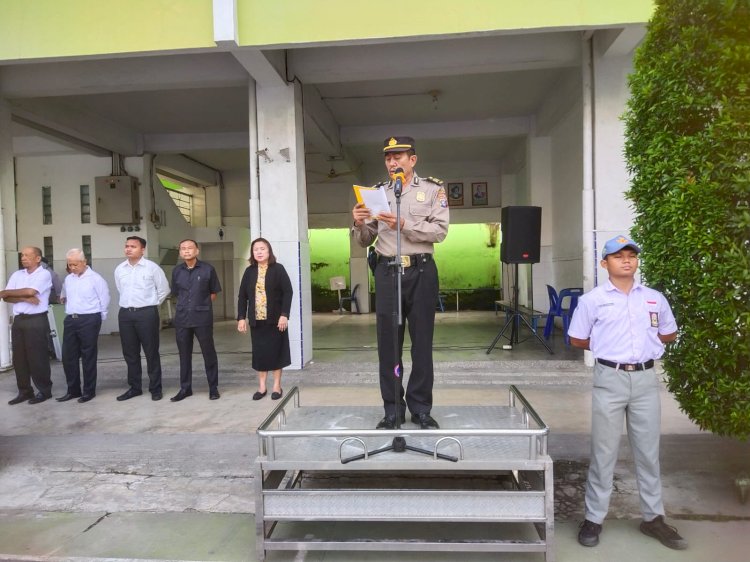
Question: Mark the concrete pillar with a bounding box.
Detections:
[0,99,14,368]
[525,135,553,310]
[591,42,637,284]
[255,81,312,368]
[349,240,370,313]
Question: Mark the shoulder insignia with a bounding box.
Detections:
[424,176,444,186]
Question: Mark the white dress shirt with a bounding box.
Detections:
[114,257,170,308]
[5,266,52,315]
[61,266,111,319]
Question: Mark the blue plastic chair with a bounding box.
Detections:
[543,285,584,345]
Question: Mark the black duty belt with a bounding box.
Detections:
[377,253,433,268]
[597,358,655,371]
[69,313,100,319]
[15,312,48,319]
[121,305,157,312]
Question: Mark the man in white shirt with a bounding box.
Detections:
[114,236,170,401]
[57,249,110,403]
[1,246,53,405]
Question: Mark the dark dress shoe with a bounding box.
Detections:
[56,393,82,402]
[411,412,440,429]
[376,414,406,430]
[170,389,193,402]
[116,389,143,401]
[28,392,51,405]
[151,391,163,401]
[252,390,267,400]
[78,394,95,403]
[271,389,283,400]
[8,393,34,405]
[209,390,220,400]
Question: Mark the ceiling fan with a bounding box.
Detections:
[307,157,361,181]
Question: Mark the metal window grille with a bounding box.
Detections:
[80,185,91,223]
[42,186,52,224]
[167,190,193,224]
[43,237,53,266]
[82,235,92,266]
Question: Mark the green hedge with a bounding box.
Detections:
[624,0,749,438]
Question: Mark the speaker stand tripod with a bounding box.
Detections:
[486,263,553,355]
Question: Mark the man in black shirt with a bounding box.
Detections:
[170,239,222,401]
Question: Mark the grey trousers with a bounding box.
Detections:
[585,362,665,524]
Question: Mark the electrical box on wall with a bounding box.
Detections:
[95,176,140,224]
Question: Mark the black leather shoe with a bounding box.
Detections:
[271,389,283,400]
[28,392,51,405]
[170,389,193,402]
[578,519,602,547]
[151,391,163,401]
[640,516,687,550]
[376,414,406,429]
[56,393,81,402]
[209,390,220,400]
[8,393,34,405]
[78,394,95,403]
[116,389,143,401]
[252,390,267,400]
[411,412,440,429]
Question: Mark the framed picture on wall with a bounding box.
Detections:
[447,182,464,206]
[471,182,488,206]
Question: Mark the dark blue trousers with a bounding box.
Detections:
[175,324,218,391]
[12,313,52,397]
[62,313,102,397]
[375,258,438,418]
[118,306,162,394]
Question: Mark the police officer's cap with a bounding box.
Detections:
[383,136,415,153]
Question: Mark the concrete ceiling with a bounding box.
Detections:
[1,28,638,183]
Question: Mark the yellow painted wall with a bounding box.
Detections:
[0,0,654,62]
[237,0,655,46]
[0,0,214,61]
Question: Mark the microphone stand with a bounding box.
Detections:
[342,172,456,464]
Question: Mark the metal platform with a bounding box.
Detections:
[254,385,554,561]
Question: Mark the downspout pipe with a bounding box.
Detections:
[248,78,261,241]
[581,31,596,367]
[0,100,11,369]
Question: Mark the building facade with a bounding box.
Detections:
[0,0,655,368]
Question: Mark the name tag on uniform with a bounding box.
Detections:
[650,312,659,327]
[400,255,411,268]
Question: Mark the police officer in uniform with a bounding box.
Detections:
[351,136,449,429]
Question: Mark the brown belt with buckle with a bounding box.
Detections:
[597,358,655,371]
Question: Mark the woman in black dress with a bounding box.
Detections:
[237,238,293,400]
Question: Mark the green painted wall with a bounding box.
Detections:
[310,224,501,310]
[0,0,654,62]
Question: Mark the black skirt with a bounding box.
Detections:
[250,320,291,371]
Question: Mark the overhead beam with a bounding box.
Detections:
[302,85,341,157]
[143,132,248,153]
[290,33,581,84]
[10,99,139,155]
[0,54,246,98]
[595,25,647,57]
[341,117,531,144]
[230,49,287,88]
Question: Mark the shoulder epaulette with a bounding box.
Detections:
[424,176,444,186]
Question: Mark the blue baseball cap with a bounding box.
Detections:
[602,235,641,259]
